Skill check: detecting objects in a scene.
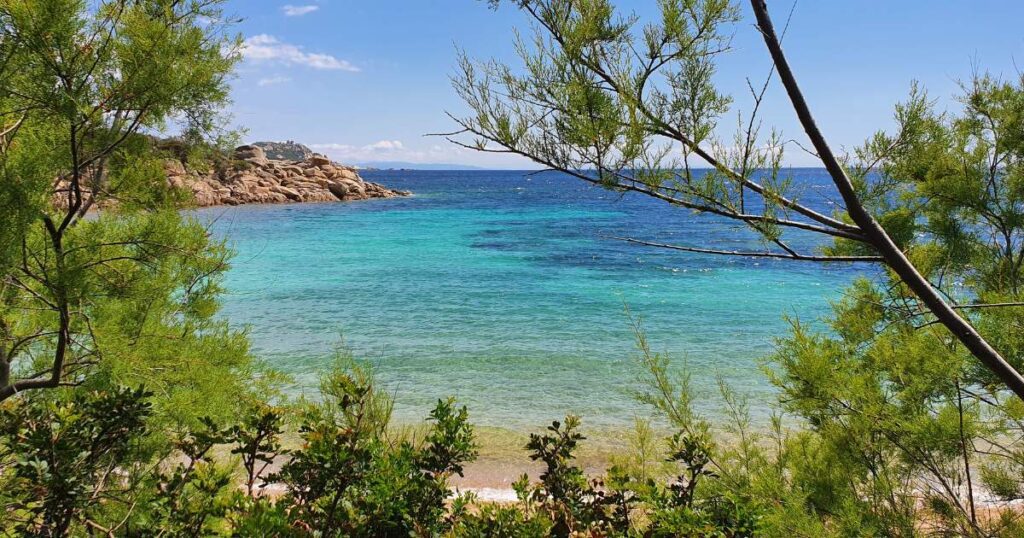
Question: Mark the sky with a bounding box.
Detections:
[224,1,1024,169]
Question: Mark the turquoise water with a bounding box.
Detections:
[202,170,864,430]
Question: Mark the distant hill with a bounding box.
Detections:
[355,161,483,171]
[252,140,315,161]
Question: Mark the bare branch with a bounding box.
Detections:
[612,236,883,263]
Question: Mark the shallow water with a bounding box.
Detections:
[202,169,865,431]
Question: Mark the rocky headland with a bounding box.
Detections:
[166,144,410,207]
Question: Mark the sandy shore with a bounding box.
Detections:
[446,425,635,496]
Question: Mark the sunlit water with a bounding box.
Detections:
[202,169,865,431]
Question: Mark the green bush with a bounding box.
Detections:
[6,346,1024,537]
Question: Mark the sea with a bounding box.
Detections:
[200,169,866,432]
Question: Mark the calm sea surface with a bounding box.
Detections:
[201,169,865,430]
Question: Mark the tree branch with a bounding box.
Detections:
[612,236,883,263]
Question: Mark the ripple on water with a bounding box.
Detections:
[202,170,868,431]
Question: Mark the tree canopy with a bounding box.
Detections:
[0,0,248,419]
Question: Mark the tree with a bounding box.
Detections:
[0,0,247,412]
[450,0,1024,399]
[759,69,1024,536]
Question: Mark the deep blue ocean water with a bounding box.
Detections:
[201,169,865,431]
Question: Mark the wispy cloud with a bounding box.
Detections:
[310,140,403,155]
[282,4,319,17]
[257,75,292,87]
[242,34,359,72]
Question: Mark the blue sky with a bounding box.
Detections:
[225,1,1024,168]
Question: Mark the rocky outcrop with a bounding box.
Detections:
[166,145,410,207]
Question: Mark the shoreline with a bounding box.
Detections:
[447,424,648,490]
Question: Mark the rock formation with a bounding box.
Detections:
[166,145,410,207]
[251,140,315,161]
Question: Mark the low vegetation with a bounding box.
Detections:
[6,335,1024,536]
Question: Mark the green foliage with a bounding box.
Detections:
[453,412,761,537]
[0,387,238,537]
[227,360,479,537]
[450,502,554,538]
[524,416,627,536]
[229,402,286,497]
[755,72,1024,531]
[138,418,236,536]
[4,339,1024,537]
[764,71,1024,537]
[0,0,249,421]
[0,3,282,535]
[0,359,483,537]
[0,387,152,536]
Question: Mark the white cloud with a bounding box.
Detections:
[364,140,404,151]
[312,140,405,154]
[242,34,359,72]
[257,75,291,87]
[282,4,319,17]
